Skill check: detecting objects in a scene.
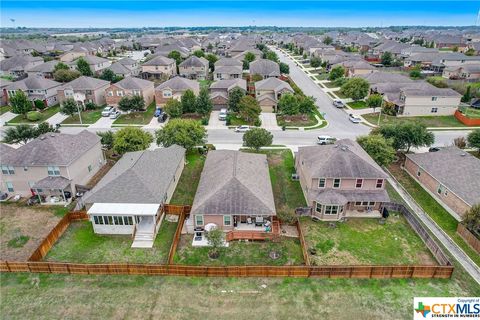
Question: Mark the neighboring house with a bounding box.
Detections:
[178,56,209,80]
[295,139,390,221]
[107,57,140,77]
[105,76,155,107]
[404,147,480,219]
[141,55,177,79]
[0,55,44,79]
[254,77,294,112]
[187,150,276,239]
[210,78,247,109]
[57,76,110,106]
[26,60,61,79]
[443,64,480,80]
[68,55,111,73]
[0,79,12,106]
[59,51,87,62]
[332,59,377,77]
[0,131,104,203]
[232,49,263,61]
[213,58,243,80]
[249,59,280,79]
[154,76,199,106]
[83,145,186,248]
[4,77,62,107]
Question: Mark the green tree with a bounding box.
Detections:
[238,95,261,123]
[365,94,383,111]
[323,36,333,45]
[34,99,46,110]
[279,62,289,74]
[118,96,145,112]
[97,131,115,149]
[112,127,153,154]
[465,48,476,56]
[164,99,183,118]
[155,118,207,150]
[195,87,213,115]
[53,69,81,82]
[462,86,472,103]
[243,52,256,70]
[205,227,224,258]
[467,129,480,154]
[10,91,32,118]
[2,124,36,145]
[100,69,117,82]
[193,50,205,58]
[357,134,396,167]
[376,122,435,152]
[35,122,58,136]
[298,96,316,114]
[53,62,69,72]
[277,93,299,115]
[409,67,421,79]
[328,65,345,81]
[60,98,79,116]
[227,87,245,112]
[206,53,218,71]
[76,57,93,76]
[265,50,279,63]
[340,78,369,101]
[463,204,480,235]
[310,57,322,69]
[381,52,393,66]
[243,127,273,151]
[181,89,197,113]
[167,50,182,66]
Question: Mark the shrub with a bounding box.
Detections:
[253,118,262,127]
[26,111,41,121]
[201,117,209,125]
[85,102,97,110]
[34,99,46,110]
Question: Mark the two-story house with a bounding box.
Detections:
[213,58,243,80]
[141,55,177,80]
[254,77,294,112]
[4,77,62,107]
[57,76,110,107]
[249,59,281,79]
[178,55,209,80]
[210,78,247,109]
[0,131,104,204]
[105,76,154,107]
[0,55,44,79]
[154,76,199,106]
[68,55,111,74]
[295,139,390,221]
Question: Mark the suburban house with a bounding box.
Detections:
[141,55,177,80]
[249,59,281,79]
[213,58,243,80]
[0,79,12,106]
[107,57,141,78]
[254,77,294,112]
[232,49,263,61]
[59,51,87,62]
[210,78,247,109]
[404,147,480,219]
[67,55,111,73]
[0,55,44,79]
[105,76,155,107]
[82,145,186,248]
[295,139,390,221]
[178,55,209,80]
[26,60,61,79]
[443,64,480,80]
[4,77,62,107]
[186,150,277,244]
[57,76,110,107]
[154,76,199,106]
[0,131,104,204]
[331,59,377,77]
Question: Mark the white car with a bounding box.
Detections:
[109,110,121,119]
[101,106,114,117]
[317,135,336,145]
[332,99,344,108]
[234,125,250,132]
[349,114,361,123]
[218,108,227,121]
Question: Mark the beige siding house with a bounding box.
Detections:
[154,76,199,106]
[254,77,294,112]
[57,76,110,106]
[105,76,155,107]
[4,77,61,107]
[178,56,209,80]
[141,55,176,80]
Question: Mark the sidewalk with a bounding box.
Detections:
[46,112,68,126]
[0,111,17,127]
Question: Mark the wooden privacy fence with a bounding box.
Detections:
[296,219,310,266]
[457,224,480,254]
[0,261,453,279]
[163,204,191,216]
[167,210,187,264]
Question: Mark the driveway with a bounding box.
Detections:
[144,115,167,130]
[0,111,17,127]
[260,112,280,131]
[46,112,68,126]
[89,116,114,129]
[206,111,226,129]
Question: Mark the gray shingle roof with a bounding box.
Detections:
[215,58,242,68]
[210,78,247,91]
[1,130,100,167]
[59,76,110,90]
[6,77,61,91]
[191,151,276,216]
[108,62,132,75]
[83,145,185,204]
[32,176,71,190]
[26,60,60,73]
[0,55,43,72]
[142,55,175,66]
[113,76,153,90]
[406,147,480,206]
[255,77,293,92]
[249,59,280,77]
[155,76,199,91]
[179,56,208,68]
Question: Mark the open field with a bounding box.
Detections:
[169,151,206,205]
[363,113,466,127]
[113,101,156,125]
[61,109,103,125]
[8,105,61,124]
[44,218,177,264]
[301,216,436,266]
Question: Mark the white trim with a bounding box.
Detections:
[88,203,160,216]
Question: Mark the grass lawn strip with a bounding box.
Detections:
[113,101,156,125]
[363,113,466,128]
[61,109,103,125]
[8,104,61,124]
[0,105,12,115]
[169,151,206,205]
[347,101,368,109]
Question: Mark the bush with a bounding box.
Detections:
[201,117,209,125]
[253,118,262,127]
[34,99,46,110]
[277,210,297,224]
[332,77,347,87]
[85,102,97,110]
[26,111,41,121]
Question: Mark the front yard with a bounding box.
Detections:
[301,216,436,266]
[61,109,103,125]
[44,218,177,264]
[8,104,61,124]
[112,101,156,125]
[169,151,206,205]
[276,112,318,127]
[363,113,466,128]
[174,235,304,266]
[347,101,368,109]
[0,105,11,115]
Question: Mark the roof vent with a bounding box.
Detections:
[50,134,55,137]
[334,144,339,148]
[340,145,348,151]
[460,153,467,157]
[40,136,45,140]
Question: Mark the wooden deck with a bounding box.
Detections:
[226,218,280,241]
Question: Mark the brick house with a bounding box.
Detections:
[141,55,176,80]
[154,76,199,106]
[105,76,155,107]
[57,76,110,107]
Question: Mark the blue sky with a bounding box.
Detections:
[1,1,478,28]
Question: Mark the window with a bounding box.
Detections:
[133,90,141,96]
[355,202,362,206]
[1,165,14,175]
[368,202,375,206]
[437,184,447,196]
[416,169,421,177]
[86,90,92,95]
[431,97,437,101]
[47,166,60,176]
[6,182,14,192]
[361,201,369,206]
[224,215,231,226]
[315,202,322,213]
[318,178,326,188]
[195,215,204,226]
[376,179,383,189]
[333,178,341,188]
[355,179,363,188]
[107,91,113,96]
[103,216,110,225]
[324,205,338,215]
[431,107,438,113]
[116,90,124,97]
[88,165,92,173]
[94,216,103,225]
[163,90,172,98]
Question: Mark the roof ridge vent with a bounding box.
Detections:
[232,152,237,177]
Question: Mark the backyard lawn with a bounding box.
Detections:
[198,79,213,89]
[61,109,103,125]
[169,151,206,205]
[174,236,304,266]
[300,216,436,266]
[388,163,480,267]
[0,105,11,115]
[8,104,61,124]
[363,113,466,127]
[347,101,368,109]
[44,218,177,264]
[112,101,156,125]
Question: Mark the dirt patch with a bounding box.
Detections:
[0,203,61,261]
[280,224,299,237]
[267,153,283,166]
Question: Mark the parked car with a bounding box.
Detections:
[348,114,361,123]
[0,192,8,201]
[109,110,121,119]
[428,147,442,152]
[157,113,168,123]
[317,135,336,145]
[154,108,163,117]
[234,125,250,132]
[218,108,227,121]
[101,106,115,117]
[332,99,344,108]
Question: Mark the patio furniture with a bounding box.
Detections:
[247,217,252,224]
[255,217,264,227]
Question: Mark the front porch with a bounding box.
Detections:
[32,176,73,205]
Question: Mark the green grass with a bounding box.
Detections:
[198,79,213,89]
[323,81,338,88]
[276,112,318,127]
[347,101,368,109]
[332,90,347,99]
[315,73,329,81]
[174,237,304,266]
[7,235,30,248]
[301,216,435,265]
[459,106,480,119]
[169,151,206,205]
[0,105,12,115]
[388,164,480,267]
[113,101,156,125]
[8,105,60,124]
[44,218,177,264]
[363,113,466,128]
[61,109,103,124]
